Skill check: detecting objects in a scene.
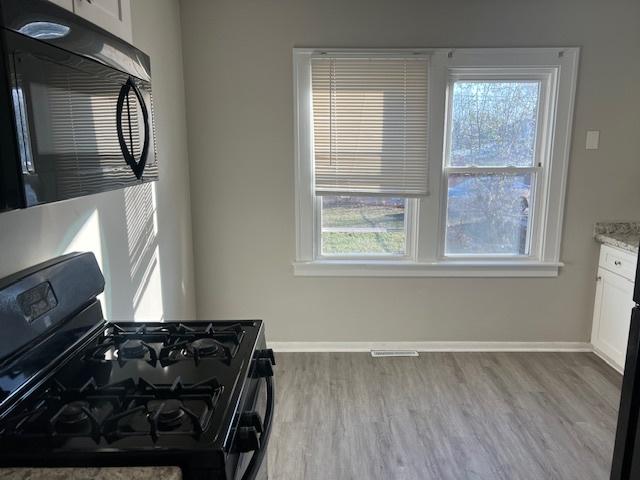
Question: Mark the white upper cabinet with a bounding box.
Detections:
[47,0,74,11]
[45,0,132,42]
[73,0,132,42]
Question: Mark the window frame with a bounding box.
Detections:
[293,48,580,277]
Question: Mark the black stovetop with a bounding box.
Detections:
[0,318,263,453]
[0,253,274,480]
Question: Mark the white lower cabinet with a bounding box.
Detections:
[591,245,637,372]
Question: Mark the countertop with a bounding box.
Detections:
[594,222,640,254]
[0,468,182,480]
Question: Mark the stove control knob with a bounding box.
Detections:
[240,411,263,433]
[253,349,276,378]
[255,348,276,365]
[236,426,261,453]
[255,358,273,378]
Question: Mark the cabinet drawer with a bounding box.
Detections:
[599,244,637,280]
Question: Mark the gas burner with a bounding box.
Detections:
[84,337,158,367]
[119,339,147,359]
[46,400,105,439]
[150,399,186,430]
[58,401,90,426]
[189,338,221,357]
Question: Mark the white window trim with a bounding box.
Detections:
[293,47,579,277]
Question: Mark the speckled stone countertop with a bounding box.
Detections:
[0,468,182,480]
[594,222,640,254]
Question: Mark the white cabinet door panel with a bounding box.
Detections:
[73,0,132,42]
[592,267,635,370]
[47,0,74,11]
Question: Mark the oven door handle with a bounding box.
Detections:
[116,78,150,180]
[240,374,275,480]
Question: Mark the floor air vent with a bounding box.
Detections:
[370,350,419,357]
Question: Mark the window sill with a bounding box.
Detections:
[292,259,563,277]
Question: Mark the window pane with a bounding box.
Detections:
[321,196,406,255]
[445,173,532,255]
[450,81,540,167]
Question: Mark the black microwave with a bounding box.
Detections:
[0,0,157,212]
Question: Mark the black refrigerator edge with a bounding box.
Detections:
[610,255,640,479]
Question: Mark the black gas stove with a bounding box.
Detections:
[0,253,275,480]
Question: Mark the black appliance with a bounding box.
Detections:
[611,256,640,479]
[0,0,158,212]
[0,253,275,480]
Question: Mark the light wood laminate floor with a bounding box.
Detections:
[267,352,621,480]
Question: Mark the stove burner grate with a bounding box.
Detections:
[101,376,222,442]
[83,322,245,367]
[0,376,222,444]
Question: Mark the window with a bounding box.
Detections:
[307,54,427,259]
[321,196,409,256]
[294,48,579,276]
[444,78,544,257]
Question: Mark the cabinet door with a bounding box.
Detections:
[47,0,74,11]
[592,267,635,369]
[73,0,132,42]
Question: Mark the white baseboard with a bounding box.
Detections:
[591,345,624,374]
[268,341,593,353]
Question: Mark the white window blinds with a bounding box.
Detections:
[311,55,429,196]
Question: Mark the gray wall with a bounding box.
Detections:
[0,0,196,321]
[180,0,640,342]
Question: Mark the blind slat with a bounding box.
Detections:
[311,55,429,196]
